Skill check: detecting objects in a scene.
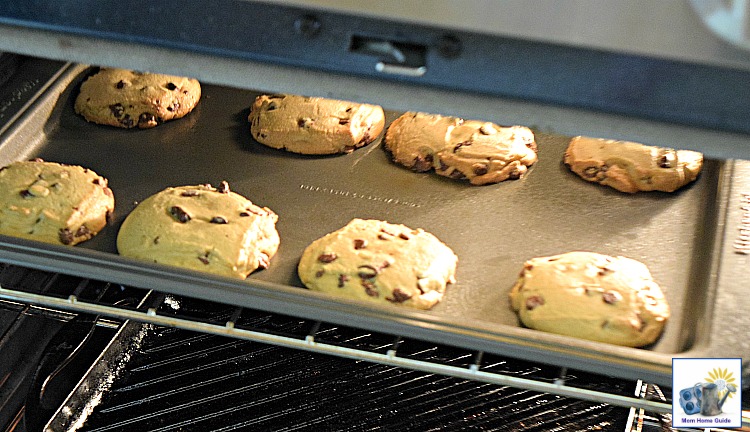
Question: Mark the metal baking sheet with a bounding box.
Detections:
[1,64,748,386]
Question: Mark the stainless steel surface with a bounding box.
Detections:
[269,0,750,71]
[1,64,749,387]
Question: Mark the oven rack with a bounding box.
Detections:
[0,263,674,419]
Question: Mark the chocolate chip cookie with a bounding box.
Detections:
[564,136,703,193]
[509,251,670,347]
[298,219,458,310]
[75,68,201,129]
[384,112,538,185]
[117,183,279,279]
[248,94,385,154]
[0,159,114,245]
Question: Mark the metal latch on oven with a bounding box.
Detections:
[349,35,427,77]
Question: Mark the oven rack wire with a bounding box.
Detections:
[0,265,676,418]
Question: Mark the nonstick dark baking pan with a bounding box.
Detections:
[1,64,748,385]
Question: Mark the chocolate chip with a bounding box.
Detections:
[362,280,378,297]
[357,265,379,279]
[257,253,270,269]
[210,216,228,224]
[169,206,191,223]
[198,256,210,265]
[217,181,230,194]
[115,80,125,89]
[181,190,200,197]
[437,158,449,172]
[387,288,412,303]
[583,167,599,178]
[398,233,410,240]
[138,112,156,127]
[602,291,622,304]
[508,166,523,180]
[448,170,466,180]
[109,103,124,118]
[318,253,337,263]
[598,266,614,276]
[121,115,134,128]
[75,225,90,237]
[240,207,265,217]
[315,269,325,278]
[339,118,350,125]
[525,295,545,310]
[166,82,177,90]
[453,141,471,153]
[345,107,352,113]
[412,154,433,172]
[338,274,349,287]
[657,150,676,168]
[59,228,74,245]
[472,164,489,176]
[353,239,367,250]
[153,236,160,245]
[298,118,311,128]
[92,178,100,185]
[19,189,32,198]
[378,234,389,240]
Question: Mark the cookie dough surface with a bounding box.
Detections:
[509,251,670,347]
[117,183,279,279]
[249,94,385,154]
[384,112,538,185]
[298,219,458,310]
[0,159,114,245]
[75,68,201,129]
[564,136,703,193]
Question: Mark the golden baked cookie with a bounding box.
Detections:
[384,112,537,185]
[248,94,385,154]
[298,219,457,310]
[75,68,201,129]
[0,159,114,245]
[564,136,703,193]
[117,183,279,279]
[509,251,670,347]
